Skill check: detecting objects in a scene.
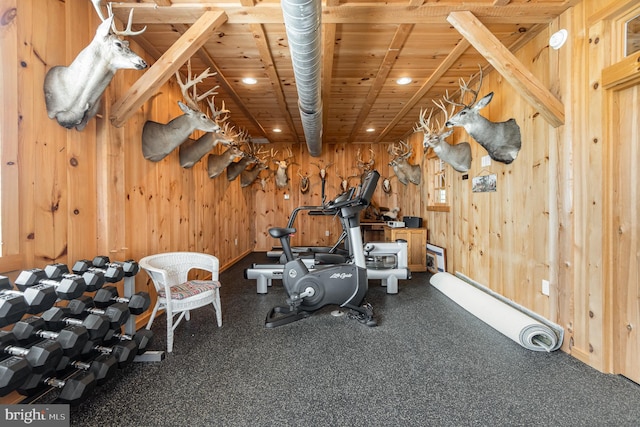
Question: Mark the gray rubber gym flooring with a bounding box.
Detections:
[68,252,640,426]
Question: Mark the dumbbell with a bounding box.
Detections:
[104,329,154,355]
[12,317,89,358]
[17,368,96,406]
[44,263,105,292]
[41,307,110,341]
[55,353,117,386]
[0,277,27,327]
[0,331,63,373]
[94,286,151,315]
[92,256,140,277]
[82,339,137,368]
[0,332,64,397]
[67,295,130,329]
[72,259,124,283]
[0,355,31,396]
[0,275,58,323]
[15,268,86,300]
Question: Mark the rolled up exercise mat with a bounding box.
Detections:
[430,272,563,352]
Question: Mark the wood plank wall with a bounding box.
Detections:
[3,0,254,301]
[417,0,640,375]
[252,141,420,251]
[2,0,639,379]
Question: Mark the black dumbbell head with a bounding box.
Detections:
[133,330,153,354]
[0,356,31,396]
[103,303,130,328]
[81,271,104,292]
[87,353,117,385]
[0,293,27,327]
[14,269,47,290]
[93,286,119,308]
[12,317,47,342]
[54,326,89,358]
[56,370,96,406]
[128,292,151,315]
[53,276,86,300]
[43,263,69,280]
[22,285,58,314]
[71,260,92,275]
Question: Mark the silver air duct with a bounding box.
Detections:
[281,0,323,157]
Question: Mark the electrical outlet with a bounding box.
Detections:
[481,155,491,167]
[284,194,290,200]
[325,230,330,236]
[234,238,238,246]
[542,279,550,296]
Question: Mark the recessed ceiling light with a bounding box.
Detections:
[242,77,258,85]
[273,128,282,133]
[396,77,412,85]
[366,127,375,132]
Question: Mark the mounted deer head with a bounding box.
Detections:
[44,0,147,130]
[388,140,421,186]
[207,131,245,179]
[298,170,311,194]
[415,102,472,173]
[381,175,393,194]
[179,99,232,168]
[240,149,270,188]
[356,147,376,182]
[311,160,333,180]
[228,133,264,182]
[337,173,358,193]
[142,60,220,162]
[444,66,521,164]
[273,147,294,189]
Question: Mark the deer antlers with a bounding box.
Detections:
[176,59,219,112]
[91,0,147,36]
[444,65,484,108]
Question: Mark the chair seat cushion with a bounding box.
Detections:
[159,280,221,300]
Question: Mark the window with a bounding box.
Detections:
[427,154,449,212]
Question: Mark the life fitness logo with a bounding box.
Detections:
[330,272,353,279]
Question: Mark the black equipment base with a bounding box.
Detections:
[264,306,311,328]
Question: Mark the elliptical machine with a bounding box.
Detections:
[264,170,380,328]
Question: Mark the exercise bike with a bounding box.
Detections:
[264,170,380,328]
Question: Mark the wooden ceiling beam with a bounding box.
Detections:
[447,11,565,127]
[376,38,470,143]
[348,23,414,142]
[110,10,228,127]
[109,3,576,25]
[249,23,300,142]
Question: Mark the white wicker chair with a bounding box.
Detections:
[139,252,222,353]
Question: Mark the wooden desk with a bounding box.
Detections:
[383,226,427,272]
[360,222,386,243]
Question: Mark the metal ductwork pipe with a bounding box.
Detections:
[281,0,323,157]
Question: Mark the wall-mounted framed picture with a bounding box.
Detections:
[426,243,447,272]
[426,251,439,274]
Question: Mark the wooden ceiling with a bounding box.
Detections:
[108,0,577,151]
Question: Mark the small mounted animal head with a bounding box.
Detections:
[311,160,333,180]
[298,170,311,194]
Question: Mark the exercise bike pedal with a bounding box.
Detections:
[265,305,310,329]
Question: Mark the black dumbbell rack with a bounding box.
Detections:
[122,274,164,363]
